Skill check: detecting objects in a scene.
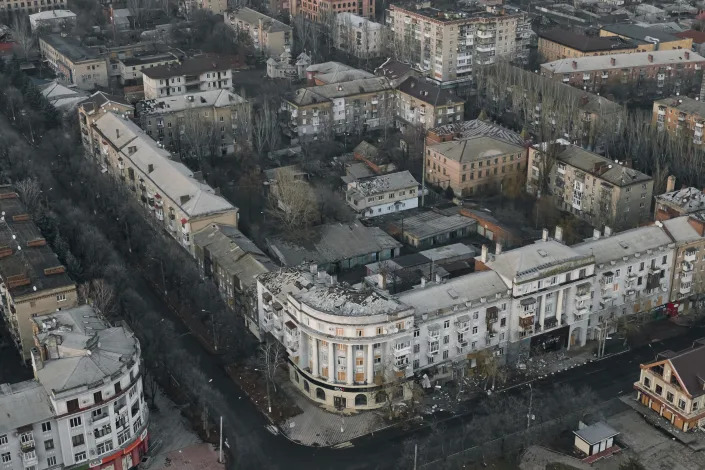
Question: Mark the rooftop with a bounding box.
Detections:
[0,380,54,434]
[306,61,355,74]
[656,187,705,214]
[29,9,76,21]
[420,243,476,261]
[353,140,380,160]
[0,186,74,299]
[39,80,88,111]
[78,91,133,114]
[541,49,705,74]
[346,170,419,198]
[538,28,638,51]
[398,270,508,315]
[389,3,524,22]
[396,76,463,107]
[428,136,525,163]
[662,215,703,243]
[388,210,476,240]
[226,7,291,33]
[574,422,620,445]
[675,30,705,44]
[40,34,100,62]
[266,222,402,267]
[654,95,705,117]
[573,225,672,265]
[34,305,138,396]
[552,144,652,187]
[429,119,525,146]
[141,54,244,80]
[294,283,407,317]
[601,23,680,43]
[652,342,705,398]
[120,52,178,67]
[140,89,246,115]
[336,12,383,30]
[289,77,392,106]
[93,112,236,218]
[374,58,414,81]
[315,68,375,85]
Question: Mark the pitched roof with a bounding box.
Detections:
[288,77,392,106]
[0,381,54,434]
[574,422,619,445]
[428,136,525,163]
[429,119,525,146]
[660,343,705,398]
[40,34,99,62]
[226,7,291,33]
[654,95,705,117]
[601,23,680,42]
[396,76,463,106]
[141,54,244,79]
[541,49,705,74]
[347,170,419,197]
[573,225,672,264]
[538,28,638,52]
[140,89,246,115]
[675,30,705,44]
[552,144,652,187]
[78,91,133,113]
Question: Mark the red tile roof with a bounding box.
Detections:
[676,30,705,44]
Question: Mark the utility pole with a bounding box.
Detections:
[218,416,223,464]
[413,443,417,470]
[526,383,533,430]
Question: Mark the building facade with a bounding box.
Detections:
[344,170,419,217]
[599,24,693,52]
[39,35,108,90]
[395,77,465,130]
[29,10,77,32]
[662,214,705,313]
[290,0,374,23]
[386,5,531,84]
[224,8,292,58]
[0,0,66,15]
[527,144,653,231]
[78,92,135,155]
[118,52,179,86]
[538,29,640,62]
[334,13,384,59]
[653,96,705,145]
[425,135,527,197]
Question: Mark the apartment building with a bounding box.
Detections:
[139,89,250,155]
[634,342,705,431]
[39,35,108,90]
[181,0,227,15]
[655,185,705,221]
[425,135,527,197]
[386,5,531,84]
[0,305,148,470]
[284,77,394,139]
[78,92,135,155]
[662,214,705,312]
[335,12,384,59]
[573,225,674,339]
[89,112,238,253]
[290,0,374,23]
[344,170,419,217]
[0,0,66,15]
[395,77,465,129]
[118,52,179,85]
[0,186,78,363]
[538,29,640,62]
[653,96,705,145]
[600,24,693,52]
[193,224,276,339]
[426,118,525,145]
[141,54,244,99]
[527,143,653,231]
[476,233,596,359]
[540,50,705,95]
[224,8,292,58]
[29,9,76,32]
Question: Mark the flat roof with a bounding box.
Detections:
[601,23,680,42]
[428,136,525,163]
[574,422,619,445]
[294,283,407,317]
[654,95,705,118]
[541,49,705,74]
[389,3,524,22]
[141,54,244,79]
[121,52,177,67]
[0,380,54,434]
[347,170,419,198]
[41,34,100,62]
[429,119,524,146]
[538,28,638,52]
[140,89,245,115]
[662,215,703,243]
[30,9,76,20]
[226,7,291,33]
[389,211,476,240]
[573,225,672,264]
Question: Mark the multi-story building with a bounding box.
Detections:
[117,52,179,86]
[0,0,66,15]
[537,29,640,62]
[181,0,227,15]
[78,92,135,155]
[89,112,238,253]
[334,12,384,59]
[425,135,527,197]
[527,143,653,230]
[0,305,148,470]
[655,185,705,221]
[386,4,531,85]
[344,170,419,217]
[138,89,250,155]
[0,186,78,362]
[653,96,705,145]
[662,214,705,312]
[573,225,674,340]
[141,54,244,100]
[290,0,374,23]
[634,342,705,431]
[29,9,77,32]
[395,76,465,130]
[540,50,705,96]
[39,35,108,90]
[193,223,276,339]
[600,24,693,52]
[284,77,394,139]
[476,232,596,359]
[426,118,525,145]
[224,8,292,58]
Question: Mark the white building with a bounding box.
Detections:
[573,225,674,340]
[141,55,241,100]
[0,305,149,470]
[335,12,384,59]
[117,52,179,85]
[344,170,419,217]
[29,9,76,32]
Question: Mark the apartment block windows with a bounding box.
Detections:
[71,434,85,447]
[44,439,54,451]
[74,451,87,463]
[41,422,52,433]
[69,416,82,428]
[1,453,10,463]
[47,456,57,467]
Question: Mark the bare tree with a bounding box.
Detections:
[11,17,35,61]
[79,279,117,318]
[267,167,319,230]
[258,338,285,414]
[15,177,43,214]
[178,109,220,163]
[126,0,155,29]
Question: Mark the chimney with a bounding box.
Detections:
[666,175,676,193]
[481,244,488,263]
[435,272,442,283]
[604,226,612,237]
[648,54,654,63]
[31,347,43,371]
[610,57,616,66]
[495,243,502,255]
[572,60,577,70]
[593,229,601,240]
[685,51,690,60]
[555,226,563,242]
[116,129,120,138]
[377,272,387,289]
[542,228,549,241]
[420,276,426,288]
[148,163,154,173]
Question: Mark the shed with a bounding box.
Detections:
[573,421,619,456]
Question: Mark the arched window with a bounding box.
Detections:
[303,381,310,392]
[316,387,326,400]
[355,394,367,406]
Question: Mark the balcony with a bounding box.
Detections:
[456,342,468,354]
[681,270,693,282]
[519,315,534,329]
[601,73,609,79]
[393,341,411,357]
[21,450,38,467]
[680,283,692,295]
[624,289,637,299]
[519,297,536,314]
[684,250,697,263]
[476,44,495,53]
[574,307,589,318]
[455,314,470,332]
[486,306,499,324]
[476,29,494,39]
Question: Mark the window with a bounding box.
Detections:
[20,432,33,444]
[678,399,686,410]
[667,391,674,403]
[443,335,449,344]
[117,430,131,446]
[114,382,122,394]
[413,359,420,369]
[413,329,420,338]
[643,376,650,388]
[72,434,85,447]
[96,440,114,455]
[356,329,363,337]
[0,435,6,445]
[500,318,506,327]
[413,344,420,353]
[472,326,478,334]
[428,356,434,364]
[1,453,10,463]
[44,439,54,451]
[67,399,79,414]
[473,312,478,320]
[376,327,383,335]
[443,350,449,359]
[42,422,52,433]
[69,416,82,428]
[444,320,450,328]
[56,293,66,302]
[655,384,663,395]
[336,328,344,336]
[47,456,57,467]
[74,451,87,463]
